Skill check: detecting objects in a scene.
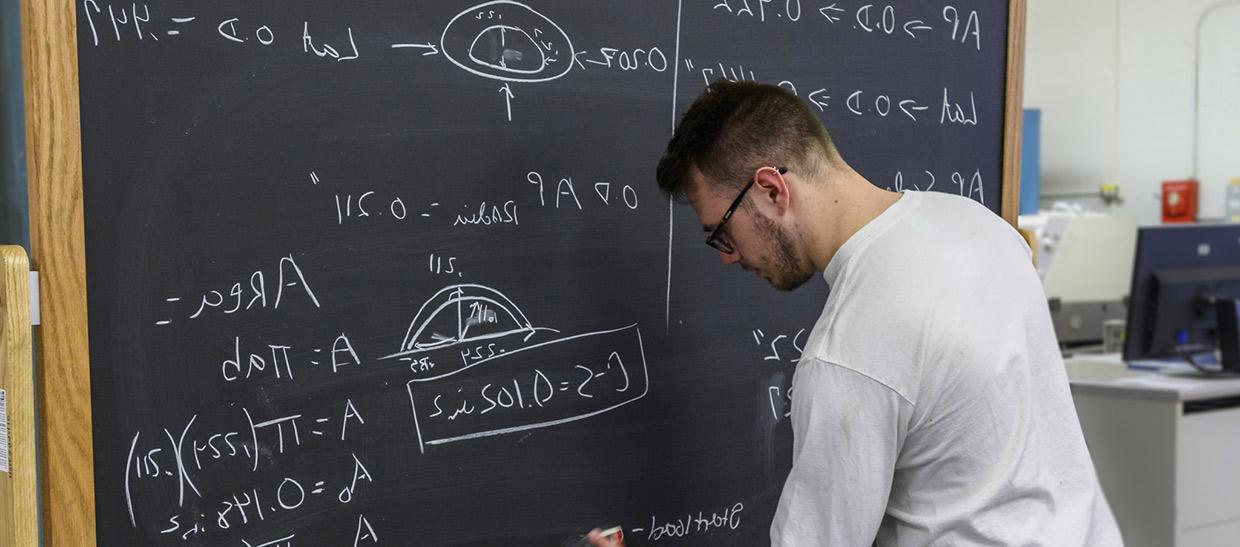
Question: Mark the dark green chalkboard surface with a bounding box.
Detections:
[75,1,1015,544]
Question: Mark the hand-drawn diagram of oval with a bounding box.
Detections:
[441,1,575,83]
[391,284,547,356]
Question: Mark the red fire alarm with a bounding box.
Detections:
[1162,179,1198,223]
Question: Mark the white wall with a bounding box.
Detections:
[1024,0,1118,202]
[1198,5,1240,211]
[1025,0,1240,224]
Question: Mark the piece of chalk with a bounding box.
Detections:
[578,526,624,546]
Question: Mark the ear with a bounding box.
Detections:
[751,166,792,217]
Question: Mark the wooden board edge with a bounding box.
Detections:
[0,246,38,547]
[1001,0,1028,227]
[20,1,98,546]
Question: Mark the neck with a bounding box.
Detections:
[800,166,901,272]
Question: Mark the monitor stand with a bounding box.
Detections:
[1162,298,1240,378]
[1217,297,1240,373]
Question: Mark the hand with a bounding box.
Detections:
[584,528,625,546]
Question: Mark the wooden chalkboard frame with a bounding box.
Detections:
[0,246,38,547]
[22,1,1025,544]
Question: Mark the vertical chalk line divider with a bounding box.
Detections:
[666,0,684,333]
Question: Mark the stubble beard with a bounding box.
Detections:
[754,215,815,292]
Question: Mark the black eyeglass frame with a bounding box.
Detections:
[705,166,787,254]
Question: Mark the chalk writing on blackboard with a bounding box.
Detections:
[380,284,648,452]
[76,0,1013,542]
[125,400,379,537]
[750,328,803,424]
[636,501,746,541]
[527,171,641,211]
[156,255,320,326]
[887,169,986,205]
[439,1,575,84]
[709,1,980,50]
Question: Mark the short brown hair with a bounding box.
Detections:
[656,80,840,200]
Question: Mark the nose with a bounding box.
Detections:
[719,248,742,265]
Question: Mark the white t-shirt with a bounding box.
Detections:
[770,191,1122,546]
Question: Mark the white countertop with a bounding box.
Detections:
[1065,353,1240,402]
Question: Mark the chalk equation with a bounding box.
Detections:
[122,397,374,544]
[381,284,648,452]
[218,333,362,382]
[686,57,980,129]
[159,473,379,547]
[123,400,369,511]
[78,0,990,130]
[81,1,362,62]
[711,1,983,51]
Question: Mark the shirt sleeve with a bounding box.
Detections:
[770,359,913,546]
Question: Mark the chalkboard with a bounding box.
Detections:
[71,1,1019,545]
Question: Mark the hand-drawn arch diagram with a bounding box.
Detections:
[440,0,575,84]
[382,283,649,453]
[387,283,557,357]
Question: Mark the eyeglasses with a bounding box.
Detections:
[705,166,787,254]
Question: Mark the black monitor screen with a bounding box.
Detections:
[1124,224,1240,363]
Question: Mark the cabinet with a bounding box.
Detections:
[1067,355,1240,547]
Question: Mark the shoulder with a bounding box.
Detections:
[860,192,1030,286]
[910,192,1026,250]
[798,266,930,406]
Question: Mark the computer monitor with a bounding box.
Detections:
[1124,224,1240,372]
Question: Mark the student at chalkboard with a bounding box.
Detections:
[590,81,1121,547]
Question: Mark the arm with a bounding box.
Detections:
[770,359,912,546]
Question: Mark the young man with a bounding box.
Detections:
[592,81,1121,546]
